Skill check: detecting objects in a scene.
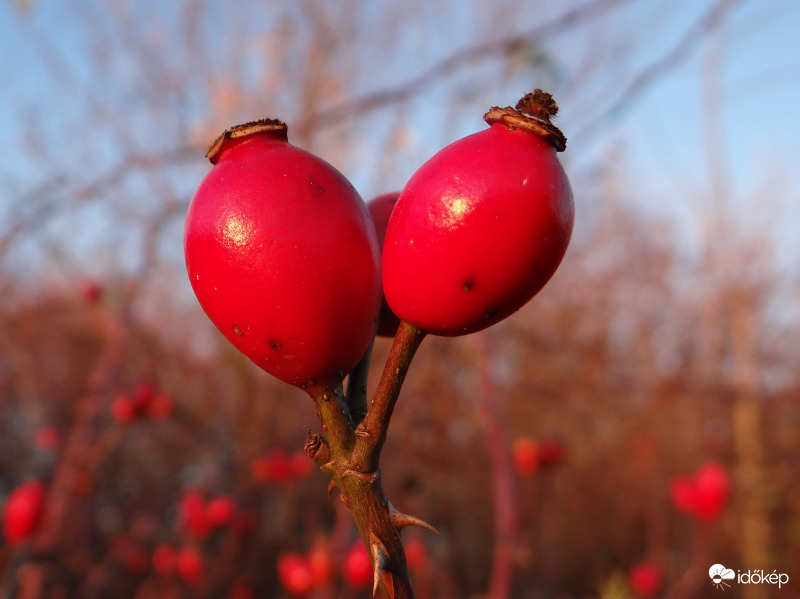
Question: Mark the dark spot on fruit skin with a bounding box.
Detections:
[232,326,243,336]
[268,340,280,350]
[463,277,474,292]
[484,307,500,319]
[308,175,324,194]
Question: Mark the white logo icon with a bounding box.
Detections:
[709,564,735,590]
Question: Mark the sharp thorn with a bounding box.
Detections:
[369,533,394,598]
[389,502,439,535]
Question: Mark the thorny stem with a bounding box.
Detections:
[306,320,428,599]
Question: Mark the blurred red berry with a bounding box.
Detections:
[125,547,149,574]
[34,426,61,452]
[2,479,46,545]
[538,439,565,467]
[205,494,236,528]
[250,456,272,484]
[277,552,314,597]
[148,392,174,418]
[692,462,730,522]
[404,538,428,570]
[176,547,204,584]
[307,539,334,587]
[669,476,698,514]
[130,380,157,415]
[512,438,540,476]
[290,450,314,479]
[80,280,103,305]
[153,543,177,575]
[111,396,135,423]
[229,584,255,599]
[180,491,211,538]
[670,462,730,522]
[268,448,294,485]
[629,560,664,596]
[343,542,372,590]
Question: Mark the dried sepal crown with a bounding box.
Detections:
[483,88,567,151]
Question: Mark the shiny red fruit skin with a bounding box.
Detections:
[383,122,573,336]
[185,126,381,388]
[366,192,402,337]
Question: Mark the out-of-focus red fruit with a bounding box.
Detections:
[267,448,294,485]
[153,543,177,575]
[670,476,698,515]
[307,539,334,586]
[125,547,149,573]
[670,462,730,522]
[229,584,255,599]
[629,560,664,596]
[512,438,540,476]
[2,479,46,544]
[148,392,174,418]
[176,547,204,584]
[404,538,428,570]
[538,439,565,467]
[250,456,272,484]
[111,396,135,423]
[34,426,61,452]
[205,494,236,528]
[343,542,373,590]
[692,462,730,522]
[367,192,402,337]
[277,552,314,597]
[80,280,103,305]
[180,491,211,538]
[290,450,314,479]
[130,380,157,415]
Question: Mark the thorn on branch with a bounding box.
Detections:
[389,502,439,535]
[369,532,395,599]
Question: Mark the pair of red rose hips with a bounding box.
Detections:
[184,91,573,390]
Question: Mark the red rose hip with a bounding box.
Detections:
[184,120,381,388]
[382,90,574,336]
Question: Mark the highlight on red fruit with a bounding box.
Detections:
[629,560,664,596]
[343,542,373,590]
[2,479,47,545]
[277,552,314,597]
[184,119,381,389]
[175,546,204,584]
[382,90,573,336]
[366,192,402,337]
[512,437,540,476]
